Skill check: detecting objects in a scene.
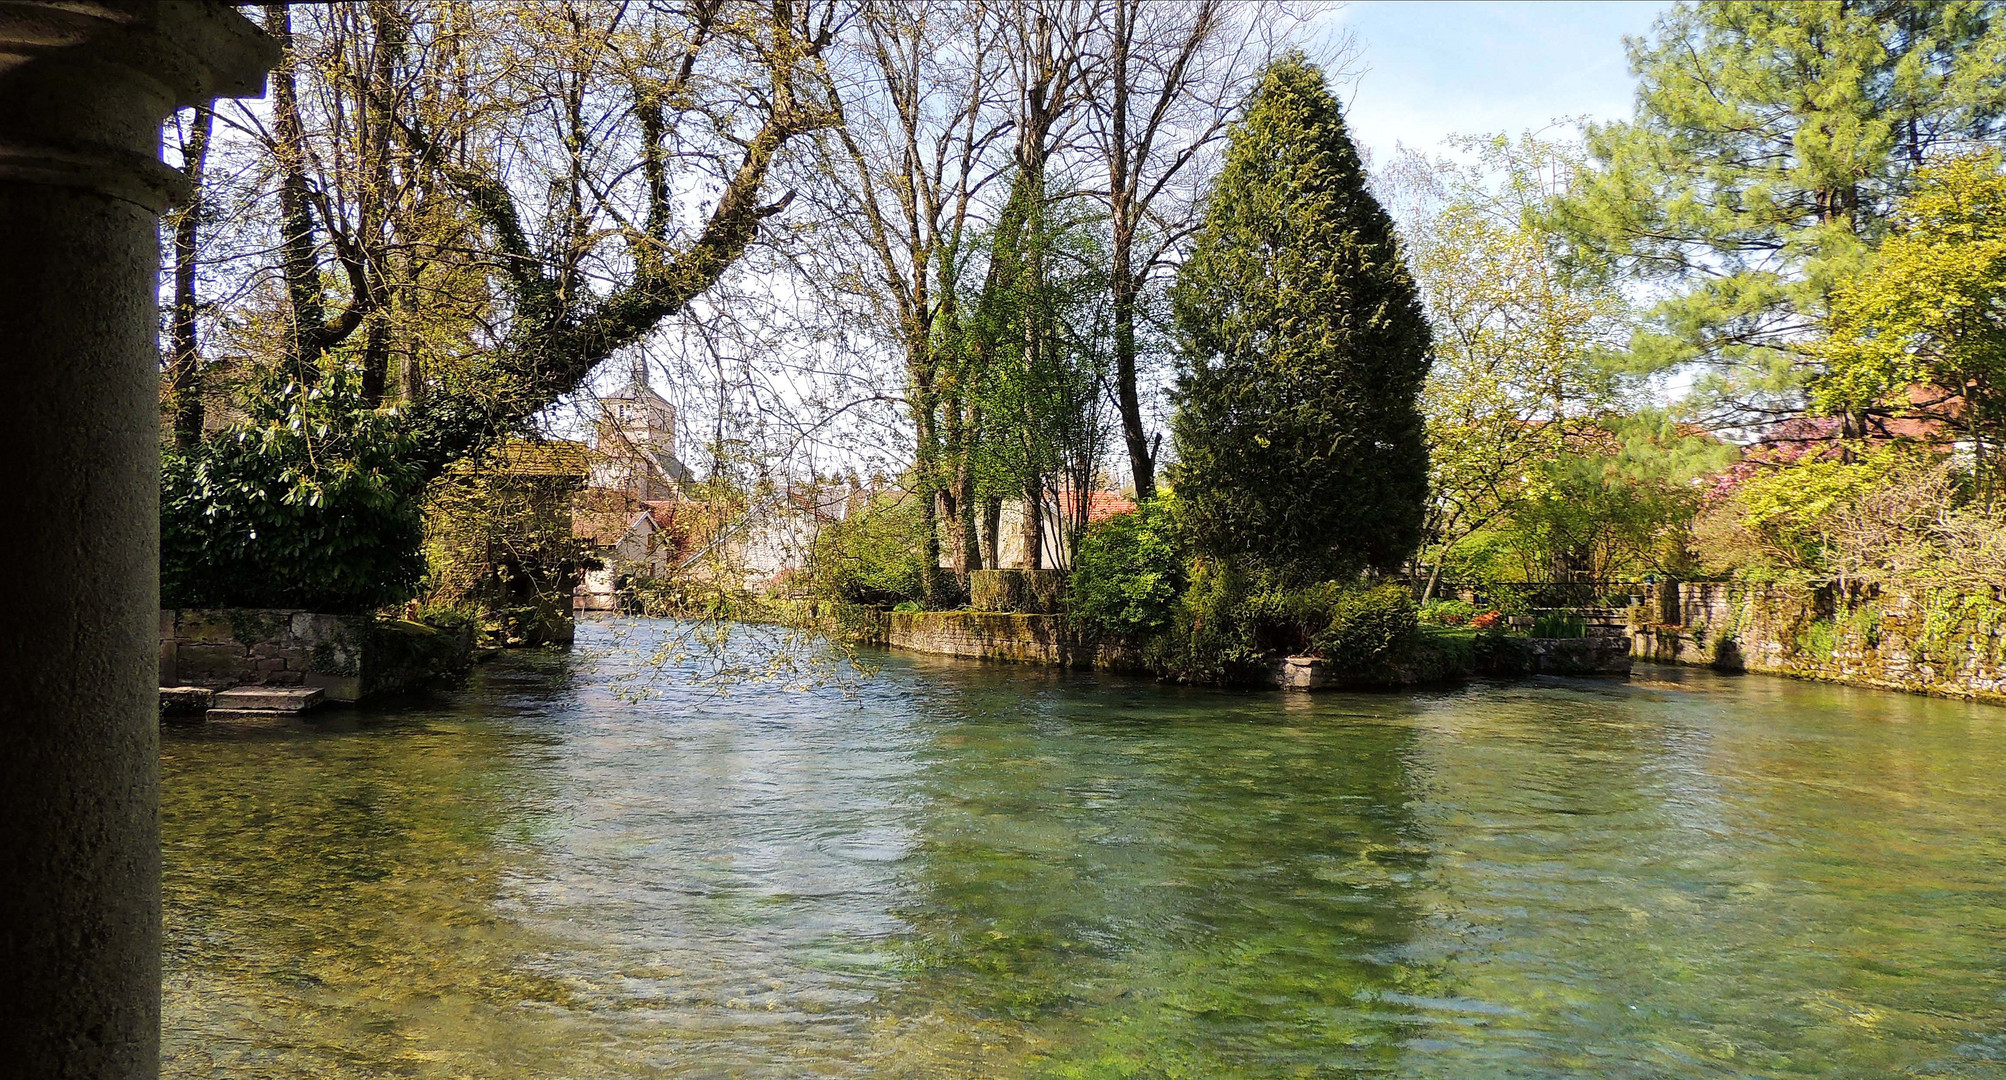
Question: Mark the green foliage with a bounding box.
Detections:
[1697,449,2006,596]
[1913,588,2006,667]
[1709,453,1896,574]
[1418,599,1479,627]
[1388,133,1631,580]
[1798,618,1840,661]
[810,492,932,608]
[1144,563,1420,682]
[1447,417,1730,582]
[1551,1,2006,416]
[1170,54,1432,578]
[1146,559,1267,684]
[1817,152,2006,481]
[1312,585,1420,669]
[1067,501,1185,642]
[946,170,1118,569]
[162,366,426,613]
[422,441,588,641]
[1530,613,1588,639]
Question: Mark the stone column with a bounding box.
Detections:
[0,4,273,1077]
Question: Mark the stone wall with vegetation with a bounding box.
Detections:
[1633,582,2006,702]
[888,612,1070,666]
[969,570,1066,614]
[160,609,470,702]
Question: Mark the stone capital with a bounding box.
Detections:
[0,1,277,211]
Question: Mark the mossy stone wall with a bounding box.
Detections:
[1633,582,2006,702]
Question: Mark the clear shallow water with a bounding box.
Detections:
[163,619,2006,1078]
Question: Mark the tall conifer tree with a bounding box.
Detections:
[1169,54,1431,578]
[1552,1,2006,427]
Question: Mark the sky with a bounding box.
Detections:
[1315,1,1670,167]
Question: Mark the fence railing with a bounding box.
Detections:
[1419,581,1658,611]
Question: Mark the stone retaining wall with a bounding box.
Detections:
[969,570,1066,614]
[160,609,471,702]
[888,611,1069,664]
[1632,582,2006,702]
[161,610,362,699]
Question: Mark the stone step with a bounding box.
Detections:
[204,708,305,725]
[159,686,214,716]
[211,686,323,713]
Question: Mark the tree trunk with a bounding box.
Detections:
[359,311,391,407]
[981,497,1001,569]
[165,105,212,448]
[266,4,325,375]
[1420,556,1445,605]
[1105,2,1155,500]
[356,0,403,408]
[1112,255,1153,500]
[1020,478,1043,571]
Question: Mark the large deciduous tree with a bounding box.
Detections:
[808,0,1010,598]
[162,1,843,609]
[1169,54,1431,579]
[1085,0,1290,501]
[1818,152,2006,486]
[1385,133,1629,599]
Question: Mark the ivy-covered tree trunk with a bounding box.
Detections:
[165,106,212,449]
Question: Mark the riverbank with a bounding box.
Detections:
[1630,581,2006,704]
[881,610,1632,688]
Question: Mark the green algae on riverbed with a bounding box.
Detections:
[162,619,2006,1078]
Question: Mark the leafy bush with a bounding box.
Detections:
[1068,500,1185,641]
[1469,610,1502,630]
[1529,612,1586,638]
[1419,598,1477,626]
[811,492,931,607]
[1233,578,1348,654]
[1312,584,1419,668]
[1695,451,2006,593]
[1146,567,1422,682]
[162,367,426,613]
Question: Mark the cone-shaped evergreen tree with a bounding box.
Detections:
[1170,54,1431,578]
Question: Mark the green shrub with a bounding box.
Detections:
[1145,558,1264,684]
[810,492,930,607]
[1236,577,1347,654]
[162,366,425,613]
[1419,598,1477,626]
[1529,613,1587,638]
[1313,584,1419,668]
[1797,617,1839,660]
[1068,499,1185,641]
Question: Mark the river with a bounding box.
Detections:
[162,618,2006,1078]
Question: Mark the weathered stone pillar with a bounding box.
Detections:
[0,4,272,1077]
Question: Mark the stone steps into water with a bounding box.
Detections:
[196,686,326,724]
[212,686,324,712]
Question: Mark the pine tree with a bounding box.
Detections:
[1551,1,2006,424]
[1169,54,1432,579]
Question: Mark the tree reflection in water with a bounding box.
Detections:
[163,621,2006,1078]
